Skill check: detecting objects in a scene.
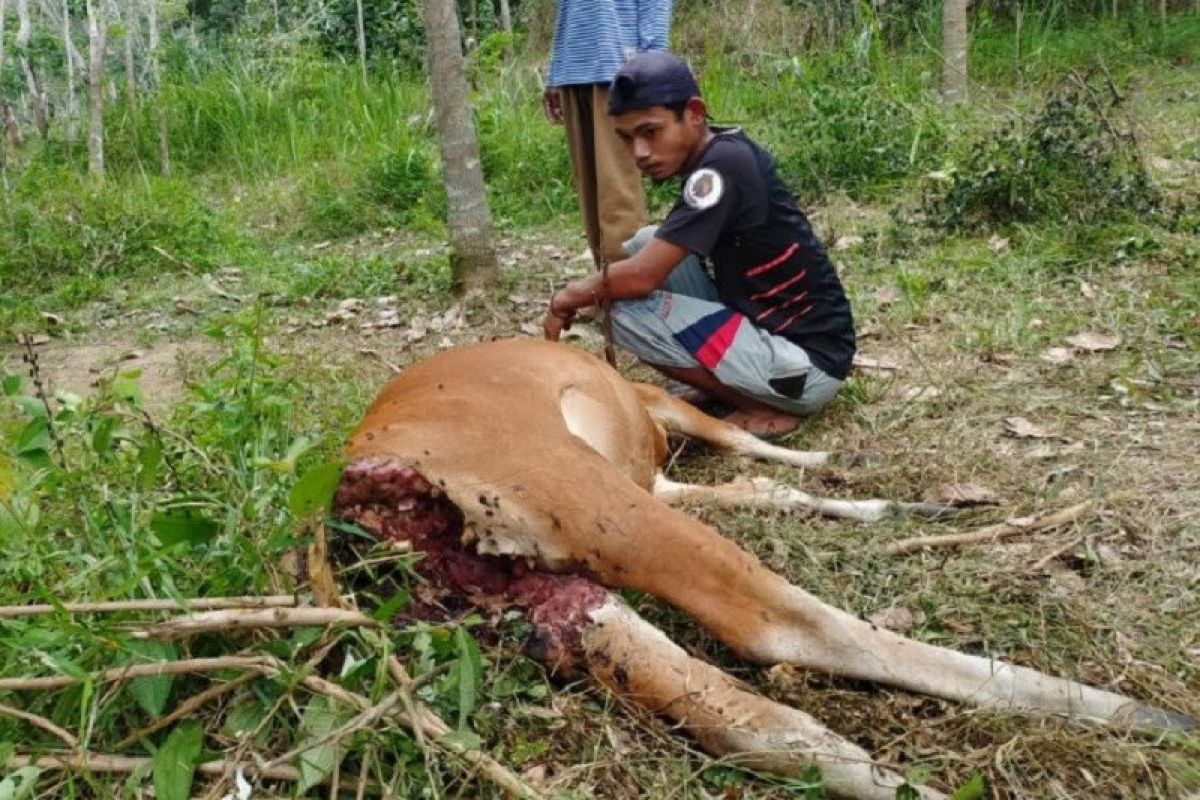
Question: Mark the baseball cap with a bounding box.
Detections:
[607,51,701,116]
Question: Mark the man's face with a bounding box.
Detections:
[613,102,706,183]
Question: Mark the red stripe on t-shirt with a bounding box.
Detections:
[695,313,744,370]
[751,269,807,301]
[755,290,810,322]
[772,304,814,333]
[745,242,800,277]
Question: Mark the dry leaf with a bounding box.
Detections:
[867,605,916,632]
[1066,331,1121,352]
[988,235,1010,254]
[934,483,1001,507]
[1079,281,1097,299]
[519,322,541,336]
[898,385,942,402]
[833,234,864,251]
[1041,347,1076,365]
[338,298,364,315]
[1004,416,1054,439]
[874,286,900,307]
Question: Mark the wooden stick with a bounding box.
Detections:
[132,607,378,640]
[884,501,1093,555]
[5,753,325,785]
[0,595,298,618]
[0,701,79,748]
[0,655,272,691]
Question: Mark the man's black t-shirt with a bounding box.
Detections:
[655,128,856,379]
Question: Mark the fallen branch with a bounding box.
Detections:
[0,655,273,691]
[0,701,78,748]
[132,607,377,640]
[0,595,298,618]
[5,752,359,789]
[885,501,1093,555]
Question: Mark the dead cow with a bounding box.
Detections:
[331,338,1192,800]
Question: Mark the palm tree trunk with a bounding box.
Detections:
[85,0,107,177]
[940,0,968,104]
[147,0,169,175]
[421,0,499,291]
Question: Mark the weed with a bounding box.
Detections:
[923,71,1160,230]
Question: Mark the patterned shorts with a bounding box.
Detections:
[610,226,844,416]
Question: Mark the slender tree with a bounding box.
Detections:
[498,0,512,58]
[941,0,968,104]
[62,0,77,140]
[85,0,107,176]
[1,0,16,178]
[147,0,169,175]
[355,0,366,83]
[421,0,498,291]
[16,0,49,137]
[119,0,137,109]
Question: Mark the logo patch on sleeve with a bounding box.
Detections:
[683,168,724,210]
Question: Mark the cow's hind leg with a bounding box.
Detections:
[653,474,957,522]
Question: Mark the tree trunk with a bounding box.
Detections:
[940,0,968,104]
[85,0,107,177]
[16,0,50,137]
[355,0,367,83]
[147,0,169,175]
[120,0,136,109]
[0,0,13,180]
[61,0,77,140]
[421,0,498,292]
[498,0,512,58]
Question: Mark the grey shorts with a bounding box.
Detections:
[610,226,844,416]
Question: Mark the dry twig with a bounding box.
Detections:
[0,595,297,618]
[132,607,377,640]
[885,501,1093,555]
[0,701,78,748]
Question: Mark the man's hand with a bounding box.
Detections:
[543,289,579,342]
[542,86,564,125]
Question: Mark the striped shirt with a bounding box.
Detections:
[547,0,673,87]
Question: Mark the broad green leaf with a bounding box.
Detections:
[137,437,164,489]
[152,720,203,800]
[452,627,482,731]
[126,640,177,717]
[16,418,50,454]
[111,370,145,407]
[0,456,14,501]
[91,416,117,456]
[288,461,344,518]
[1,374,19,396]
[0,765,41,800]
[14,397,46,419]
[295,696,341,791]
[949,773,988,800]
[150,509,220,547]
[372,591,411,623]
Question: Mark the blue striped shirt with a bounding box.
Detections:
[547,0,673,87]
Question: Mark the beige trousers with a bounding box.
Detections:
[560,84,649,267]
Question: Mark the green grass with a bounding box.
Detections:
[1,7,1199,797]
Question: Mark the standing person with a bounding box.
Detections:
[543,52,856,436]
[543,0,673,268]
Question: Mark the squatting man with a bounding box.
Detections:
[543,51,856,436]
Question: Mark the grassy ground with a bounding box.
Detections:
[1,9,1198,800]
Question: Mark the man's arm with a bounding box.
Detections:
[544,236,689,340]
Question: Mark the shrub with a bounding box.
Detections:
[0,167,234,288]
[922,72,1160,230]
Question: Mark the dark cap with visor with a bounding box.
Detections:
[607,51,701,116]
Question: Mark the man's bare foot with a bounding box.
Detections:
[724,408,800,436]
